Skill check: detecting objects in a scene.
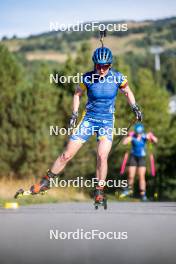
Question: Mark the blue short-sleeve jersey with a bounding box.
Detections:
[79,69,128,120]
[131,134,147,157]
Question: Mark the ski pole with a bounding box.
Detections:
[120,152,129,175]
[113,118,136,148]
[149,142,156,177]
[150,153,156,177]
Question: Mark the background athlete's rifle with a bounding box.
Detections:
[99,29,107,47]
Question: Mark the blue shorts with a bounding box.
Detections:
[70,115,114,143]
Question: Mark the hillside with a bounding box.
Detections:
[1,17,176,63]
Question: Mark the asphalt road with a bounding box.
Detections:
[0,202,176,264]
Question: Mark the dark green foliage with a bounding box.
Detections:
[0,46,63,178]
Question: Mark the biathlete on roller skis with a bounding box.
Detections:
[15,31,143,209]
[120,123,158,201]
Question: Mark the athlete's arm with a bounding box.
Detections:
[69,86,84,128]
[72,86,84,113]
[123,136,132,145]
[120,84,143,121]
[146,132,158,143]
[120,84,135,105]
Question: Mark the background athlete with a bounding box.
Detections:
[28,46,142,203]
[121,123,158,201]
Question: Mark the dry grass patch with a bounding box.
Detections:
[0,177,89,206]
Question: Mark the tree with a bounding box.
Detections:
[0,44,22,175]
[0,47,63,178]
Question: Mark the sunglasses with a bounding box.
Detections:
[96,64,111,70]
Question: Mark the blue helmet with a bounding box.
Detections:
[134,123,144,134]
[92,47,113,65]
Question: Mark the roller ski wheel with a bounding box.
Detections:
[94,187,107,210]
[94,197,107,210]
[95,204,99,210]
[14,188,25,199]
[103,198,107,210]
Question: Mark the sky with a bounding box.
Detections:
[0,0,176,38]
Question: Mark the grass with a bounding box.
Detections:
[0,177,89,207]
[24,34,146,63]
[0,177,142,207]
[25,50,75,62]
[90,34,146,55]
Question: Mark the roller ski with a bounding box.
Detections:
[94,186,107,210]
[14,176,49,199]
[119,187,133,199]
[140,192,148,202]
[14,170,58,199]
[14,187,47,199]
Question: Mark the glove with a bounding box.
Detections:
[69,111,78,129]
[131,104,143,121]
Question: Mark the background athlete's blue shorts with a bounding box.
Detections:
[70,115,114,143]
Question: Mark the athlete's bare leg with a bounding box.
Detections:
[51,139,83,174]
[27,139,84,194]
[127,166,137,190]
[137,166,146,195]
[96,139,112,182]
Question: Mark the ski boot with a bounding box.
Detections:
[94,186,107,210]
[30,176,50,195]
[14,170,59,198]
[30,169,59,195]
[119,187,133,199]
[140,192,148,202]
